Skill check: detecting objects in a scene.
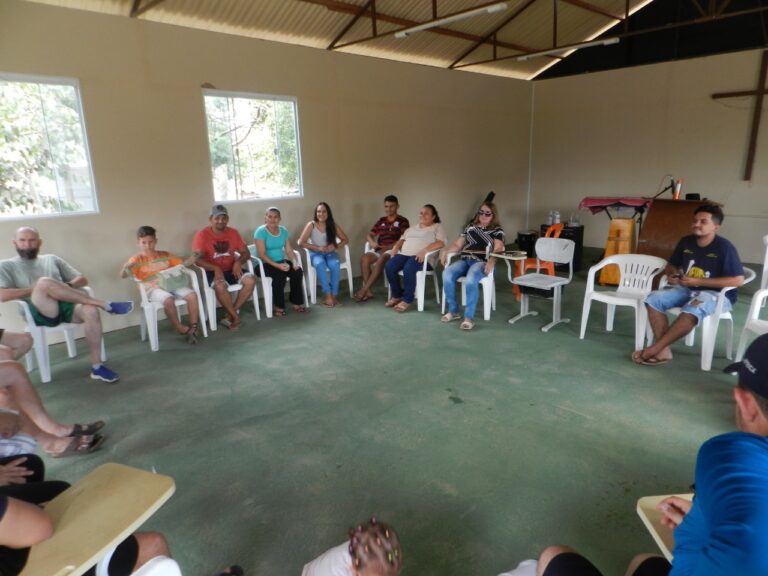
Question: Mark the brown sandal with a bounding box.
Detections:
[384,298,402,308]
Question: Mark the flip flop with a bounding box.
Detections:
[273,309,287,317]
[631,351,647,365]
[359,294,373,303]
[292,305,308,313]
[69,421,105,437]
[52,434,106,458]
[394,301,410,312]
[385,298,402,308]
[642,357,670,366]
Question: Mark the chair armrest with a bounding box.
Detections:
[445,253,458,266]
[182,267,203,296]
[250,255,268,277]
[421,249,441,272]
[10,299,35,327]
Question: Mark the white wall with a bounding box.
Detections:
[0,0,532,332]
[531,49,767,263]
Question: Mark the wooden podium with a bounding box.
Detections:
[637,199,718,261]
[599,218,635,285]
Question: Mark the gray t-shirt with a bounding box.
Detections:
[0,255,81,290]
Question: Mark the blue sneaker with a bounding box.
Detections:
[90,365,120,383]
[107,301,133,315]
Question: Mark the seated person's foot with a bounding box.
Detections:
[332,296,341,306]
[323,295,335,308]
[384,298,402,308]
[224,313,240,330]
[51,433,106,458]
[90,364,120,383]
[292,304,308,313]
[631,350,671,366]
[105,301,134,315]
[273,308,286,317]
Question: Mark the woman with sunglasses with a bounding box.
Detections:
[440,202,505,330]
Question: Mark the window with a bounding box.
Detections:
[0,74,97,218]
[203,90,303,202]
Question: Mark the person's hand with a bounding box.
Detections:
[0,457,33,486]
[280,263,290,272]
[370,241,379,251]
[484,261,494,276]
[212,267,226,285]
[415,250,427,263]
[657,496,692,529]
[678,275,698,287]
[0,412,21,439]
[231,261,243,279]
[440,252,448,266]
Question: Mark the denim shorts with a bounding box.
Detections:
[645,285,729,324]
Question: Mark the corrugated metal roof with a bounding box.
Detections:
[23,0,657,80]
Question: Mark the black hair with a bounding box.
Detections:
[737,381,768,415]
[314,202,337,245]
[384,195,399,204]
[424,204,441,224]
[694,204,724,225]
[137,226,156,238]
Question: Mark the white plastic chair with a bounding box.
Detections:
[12,286,106,384]
[247,244,308,318]
[580,254,667,350]
[192,258,260,332]
[508,238,575,332]
[648,267,756,371]
[441,252,496,321]
[387,249,441,312]
[302,239,353,304]
[136,267,208,351]
[736,287,768,361]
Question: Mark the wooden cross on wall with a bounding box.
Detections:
[711,49,768,181]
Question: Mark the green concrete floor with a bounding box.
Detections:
[36,264,754,576]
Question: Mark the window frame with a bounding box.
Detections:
[0,72,99,221]
[202,88,304,205]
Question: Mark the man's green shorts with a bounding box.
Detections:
[27,301,76,327]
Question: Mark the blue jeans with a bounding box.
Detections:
[310,252,340,295]
[442,259,487,321]
[385,254,432,304]
[645,285,729,324]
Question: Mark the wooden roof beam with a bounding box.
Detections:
[129,0,166,18]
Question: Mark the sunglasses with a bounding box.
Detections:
[477,210,493,217]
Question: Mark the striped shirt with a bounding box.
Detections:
[461,225,505,261]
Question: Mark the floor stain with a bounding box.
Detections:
[449,395,464,404]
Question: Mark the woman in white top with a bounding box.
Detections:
[383,204,447,312]
[298,202,349,308]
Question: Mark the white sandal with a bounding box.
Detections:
[441,312,461,323]
[460,319,475,330]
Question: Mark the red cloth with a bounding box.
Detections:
[578,197,652,215]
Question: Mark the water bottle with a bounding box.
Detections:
[553,210,561,224]
[546,211,553,225]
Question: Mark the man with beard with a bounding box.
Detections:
[191,204,255,330]
[632,204,744,366]
[0,227,132,383]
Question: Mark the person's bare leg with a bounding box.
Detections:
[17,413,72,454]
[213,281,238,322]
[357,252,390,298]
[537,545,578,576]
[132,532,171,572]
[231,276,256,314]
[357,252,377,297]
[640,312,697,362]
[183,293,200,326]
[162,296,186,333]
[0,332,33,361]
[0,361,70,437]
[72,304,105,366]
[30,277,107,317]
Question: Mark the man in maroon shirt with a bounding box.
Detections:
[354,195,409,302]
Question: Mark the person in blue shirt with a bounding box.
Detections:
[633,204,744,366]
[504,333,768,576]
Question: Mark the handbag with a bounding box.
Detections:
[156,265,190,292]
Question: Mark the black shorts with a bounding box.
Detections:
[205,270,249,285]
[542,552,671,576]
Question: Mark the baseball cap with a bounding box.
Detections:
[210,204,228,217]
[724,333,768,398]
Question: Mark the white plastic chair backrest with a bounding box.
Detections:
[611,254,666,293]
[535,237,573,265]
